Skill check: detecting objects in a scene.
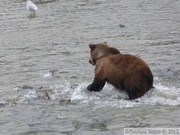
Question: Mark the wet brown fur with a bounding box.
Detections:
[88,42,153,100]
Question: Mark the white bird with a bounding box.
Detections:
[26,0,38,15]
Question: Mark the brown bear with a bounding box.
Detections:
[87,42,154,100]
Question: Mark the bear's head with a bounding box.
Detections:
[89,42,120,65]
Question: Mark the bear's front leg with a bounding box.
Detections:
[87,78,106,92]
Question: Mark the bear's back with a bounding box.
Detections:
[109,54,150,72]
[98,54,153,89]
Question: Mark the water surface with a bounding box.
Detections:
[0,0,180,134]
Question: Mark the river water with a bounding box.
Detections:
[0,0,180,134]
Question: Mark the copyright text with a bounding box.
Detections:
[124,128,180,135]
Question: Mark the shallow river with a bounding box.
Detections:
[0,0,180,134]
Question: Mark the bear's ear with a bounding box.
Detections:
[103,42,107,44]
[89,44,96,50]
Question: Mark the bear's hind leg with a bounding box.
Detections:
[127,85,145,100]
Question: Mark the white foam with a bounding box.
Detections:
[138,83,180,106]
[17,80,180,108]
[71,82,88,100]
[19,90,38,103]
[70,82,180,107]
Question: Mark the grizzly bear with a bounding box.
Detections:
[87,42,153,100]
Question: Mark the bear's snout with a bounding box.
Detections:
[89,59,94,65]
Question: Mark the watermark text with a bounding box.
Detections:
[124,128,180,135]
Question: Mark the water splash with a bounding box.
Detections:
[19,90,38,103]
[14,79,180,108]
